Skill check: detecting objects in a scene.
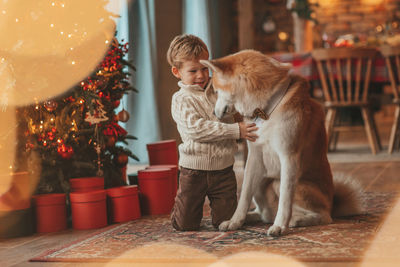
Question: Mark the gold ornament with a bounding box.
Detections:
[117,109,130,122]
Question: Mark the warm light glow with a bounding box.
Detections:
[71,61,76,65]
[15,18,18,22]
[376,25,383,32]
[50,23,54,27]
[278,31,289,41]
[362,0,384,5]
[35,105,39,110]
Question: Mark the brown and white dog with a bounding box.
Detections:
[201,50,362,236]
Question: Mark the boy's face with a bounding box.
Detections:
[172,54,209,89]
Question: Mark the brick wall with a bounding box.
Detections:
[315,0,400,45]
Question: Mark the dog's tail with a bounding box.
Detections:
[332,173,364,217]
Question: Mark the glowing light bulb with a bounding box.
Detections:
[9,165,12,169]
[278,31,289,41]
[105,40,109,44]
[40,120,43,124]
[50,23,54,27]
[68,34,72,38]
[71,61,76,65]
[35,105,39,110]
[15,18,19,22]
[2,10,6,14]
[60,31,64,35]
[51,2,55,6]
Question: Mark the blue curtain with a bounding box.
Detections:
[183,0,213,57]
[118,0,161,164]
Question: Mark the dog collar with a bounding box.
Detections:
[250,76,292,121]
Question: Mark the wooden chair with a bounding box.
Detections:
[380,45,400,154]
[311,47,381,154]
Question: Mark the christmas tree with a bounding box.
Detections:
[20,37,138,194]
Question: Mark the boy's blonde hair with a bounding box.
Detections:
[167,34,209,69]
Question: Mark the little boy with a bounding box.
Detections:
[167,34,258,231]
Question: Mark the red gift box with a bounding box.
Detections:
[107,185,141,223]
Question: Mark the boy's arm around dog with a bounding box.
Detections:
[171,92,240,143]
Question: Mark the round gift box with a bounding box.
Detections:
[146,139,178,165]
[107,185,141,223]
[145,165,178,210]
[70,190,107,230]
[33,193,67,233]
[69,177,104,192]
[137,168,173,215]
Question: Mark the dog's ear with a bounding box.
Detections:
[200,59,220,73]
[200,59,233,74]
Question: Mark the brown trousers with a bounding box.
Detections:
[171,165,237,231]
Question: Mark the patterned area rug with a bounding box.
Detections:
[31,192,396,263]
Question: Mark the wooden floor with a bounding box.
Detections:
[1,112,400,267]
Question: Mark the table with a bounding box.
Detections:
[270,51,390,83]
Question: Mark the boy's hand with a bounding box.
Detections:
[239,122,258,142]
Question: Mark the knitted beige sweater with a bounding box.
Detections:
[171,81,240,170]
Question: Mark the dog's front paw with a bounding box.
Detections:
[218,220,242,231]
[267,224,287,237]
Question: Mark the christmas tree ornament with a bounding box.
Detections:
[106,135,117,148]
[57,144,74,159]
[85,103,108,124]
[117,109,130,122]
[116,152,129,166]
[44,100,58,112]
[112,100,120,108]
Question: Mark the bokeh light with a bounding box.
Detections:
[0,0,118,106]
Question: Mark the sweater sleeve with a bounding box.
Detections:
[172,95,240,143]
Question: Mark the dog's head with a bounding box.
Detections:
[200,50,291,118]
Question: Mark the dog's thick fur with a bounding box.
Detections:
[200,50,362,236]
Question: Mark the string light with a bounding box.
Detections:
[9,165,12,169]
[15,18,19,22]
[71,61,76,65]
[50,23,54,27]
[35,105,39,110]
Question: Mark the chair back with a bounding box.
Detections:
[311,47,378,106]
[380,45,400,102]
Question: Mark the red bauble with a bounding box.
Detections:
[112,100,120,108]
[57,144,74,159]
[106,135,117,147]
[116,153,128,166]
